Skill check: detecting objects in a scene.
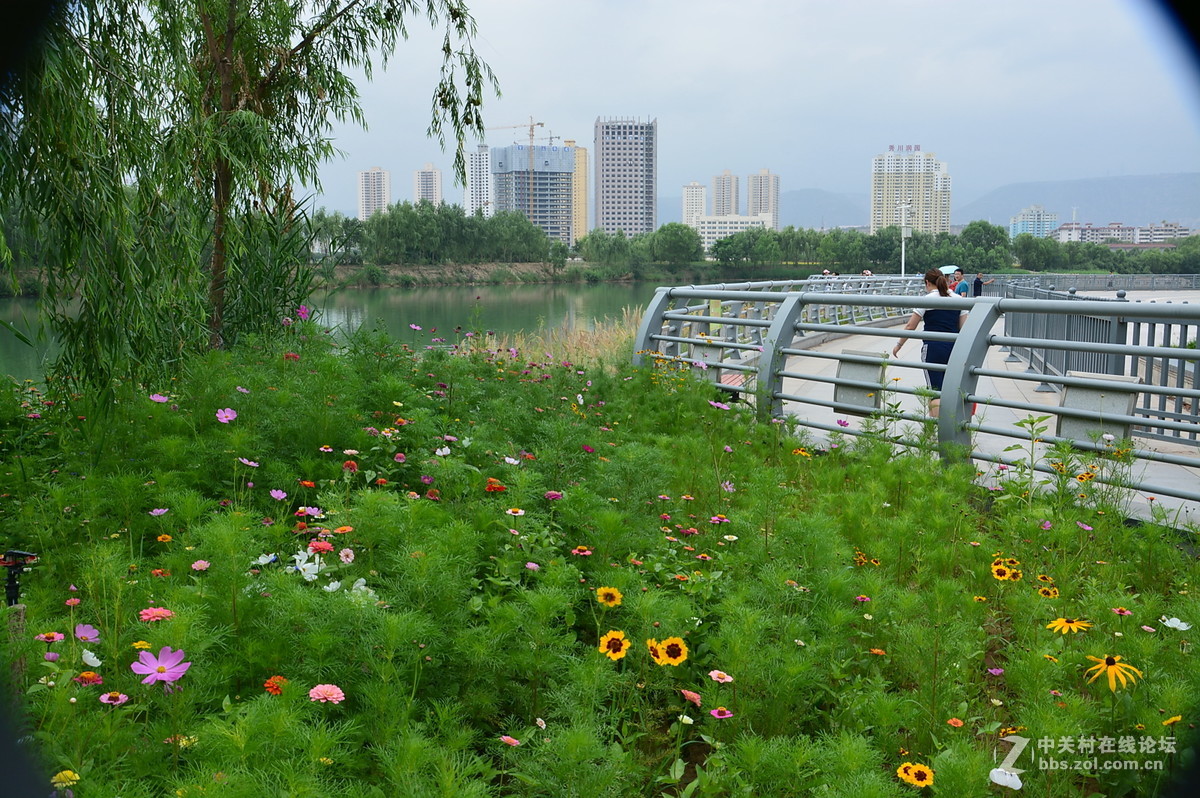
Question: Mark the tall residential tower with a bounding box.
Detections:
[491,144,576,244]
[594,117,657,236]
[563,139,589,245]
[869,146,951,234]
[464,144,494,217]
[746,168,780,231]
[413,163,443,204]
[357,167,390,221]
[682,182,707,228]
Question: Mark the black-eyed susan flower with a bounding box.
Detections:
[1007,569,1023,582]
[646,638,664,665]
[991,564,1011,580]
[596,586,623,607]
[659,636,688,666]
[1044,654,1059,663]
[1038,586,1060,598]
[599,630,630,661]
[905,763,934,788]
[973,596,988,602]
[1037,574,1054,583]
[1046,618,1092,634]
[1163,715,1182,726]
[1085,654,1143,692]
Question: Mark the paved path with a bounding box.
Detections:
[779,290,1200,526]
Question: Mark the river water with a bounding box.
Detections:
[0,282,657,381]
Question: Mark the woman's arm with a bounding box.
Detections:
[892,312,922,356]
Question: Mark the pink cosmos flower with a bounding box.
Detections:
[525,562,540,571]
[100,691,129,706]
[131,646,191,685]
[74,624,100,643]
[238,458,259,467]
[339,548,354,564]
[1040,520,1053,530]
[215,408,237,423]
[708,670,733,683]
[499,735,521,746]
[149,508,169,516]
[721,481,735,493]
[708,400,730,410]
[680,689,702,707]
[191,560,210,572]
[582,444,595,453]
[44,652,59,662]
[270,489,287,501]
[710,707,734,719]
[139,607,175,622]
[1141,625,1156,633]
[149,393,169,403]
[236,386,250,393]
[987,668,1004,676]
[297,305,310,321]
[836,419,850,427]
[1076,521,1093,531]
[308,684,345,703]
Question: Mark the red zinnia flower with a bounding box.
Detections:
[264,675,288,695]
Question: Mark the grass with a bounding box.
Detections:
[1,314,1197,797]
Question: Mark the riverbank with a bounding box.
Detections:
[2,323,1194,797]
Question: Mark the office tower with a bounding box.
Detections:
[869,145,951,234]
[682,182,707,228]
[747,168,781,231]
[357,167,390,221]
[712,170,738,216]
[563,139,589,245]
[491,143,575,244]
[413,163,443,204]
[594,117,657,236]
[1009,205,1058,239]
[464,144,493,217]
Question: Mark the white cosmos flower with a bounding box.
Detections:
[504,456,519,465]
[1161,616,1191,631]
[989,768,1023,790]
[254,553,277,566]
[435,446,451,456]
[323,581,342,592]
[81,649,102,667]
[678,715,694,725]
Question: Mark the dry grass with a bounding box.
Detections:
[492,306,643,367]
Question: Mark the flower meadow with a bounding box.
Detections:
[1,319,1197,797]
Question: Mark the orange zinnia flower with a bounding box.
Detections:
[264,675,288,695]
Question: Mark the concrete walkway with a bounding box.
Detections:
[778,290,1200,526]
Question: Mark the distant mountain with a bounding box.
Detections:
[953,173,1200,229]
[656,173,1199,234]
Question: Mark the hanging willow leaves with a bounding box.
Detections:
[0,0,497,392]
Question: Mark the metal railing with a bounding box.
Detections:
[633,282,1200,507]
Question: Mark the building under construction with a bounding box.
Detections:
[490,143,576,245]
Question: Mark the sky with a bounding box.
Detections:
[313,0,1200,217]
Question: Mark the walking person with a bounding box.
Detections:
[891,268,968,418]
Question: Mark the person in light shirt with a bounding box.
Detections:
[892,268,968,418]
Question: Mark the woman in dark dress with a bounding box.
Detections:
[891,268,967,418]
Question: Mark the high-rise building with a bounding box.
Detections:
[869,146,951,234]
[1009,205,1058,239]
[357,167,390,221]
[682,182,707,228]
[747,168,780,231]
[464,145,493,218]
[491,143,576,244]
[594,117,657,236]
[413,163,443,204]
[712,170,738,217]
[563,139,589,245]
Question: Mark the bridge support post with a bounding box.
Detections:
[939,298,1002,459]
[632,288,673,367]
[757,293,808,421]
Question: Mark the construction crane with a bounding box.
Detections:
[484,116,544,219]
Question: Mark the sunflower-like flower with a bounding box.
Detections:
[896,762,935,787]
[1007,569,1023,582]
[657,636,688,666]
[1037,574,1054,583]
[1085,654,1143,692]
[596,586,623,608]
[598,630,630,661]
[1046,617,1092,634]
[1038,586,1060,598]
[991,564,1011,580]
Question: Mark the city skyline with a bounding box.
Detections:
[314,1,1200,224]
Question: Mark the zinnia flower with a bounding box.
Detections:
[681,689,702,707]
[946,718,963,727]
[599,630,630,661]
[499,735,520,746]
[73,671,103,686]
[596,587,623,607]
[1085,654,1143,692]
[708,670,733,683]
[1111,607,1132,616]
[139,607,175,622]
[131,646,191,685]
[264,675,288,695]
[1046,617,1092,634]
[191,560,210,571]
[309,684,345,703]
[709,706,733,719]
[100,691,129,706]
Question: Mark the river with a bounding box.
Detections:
[0,282,657,381]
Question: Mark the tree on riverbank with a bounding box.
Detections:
[1,0,496,390]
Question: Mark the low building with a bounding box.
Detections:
[691,213,774,251]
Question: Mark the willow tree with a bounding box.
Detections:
[1,0,495,388]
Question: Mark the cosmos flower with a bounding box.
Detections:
[130,646,191,685]
[215,408,237,423]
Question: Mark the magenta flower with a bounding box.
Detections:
[74,624,100,643]
[582,444,595,453]
[525,562,540,571]
[297,305,310,321]
[99,691,129,706]
[148,508,169,516]
[216,408,237,424]
[836,419,850,427]
[854,595,871,602]
[987,668,1004,676]
[131,646,192,685]
[1112,607,1133,616]
[139,607,175,622]
[35,632,65,643]
[191,560,210,571]
[44,652,60,662]
[149,393,170,403]
[238,457,259,467]
[1076,521,1093,531]
[710,707,734,719]
[544,490,563,500]
[409,323,422,331]
[270,489,287,501]
[308,684,345,703]
[499,735,521,746]
[394,452,407,463]
[708,400,730,410]
[1040,520,1053,530]
[236,385,250,393]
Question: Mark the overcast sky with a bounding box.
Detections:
[313,0,1200,216]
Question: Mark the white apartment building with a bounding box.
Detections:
[1048,221,1192,244]
[464,144,493,217]
[712,170,738,216]
[1010,205,1059,239]
[747,168,780,231]
[413,163,443,204]
[357,167,390,221]
[682,182,707,228]
[869,146,951,234]
[594,117,657,236]
[692,213,773,252]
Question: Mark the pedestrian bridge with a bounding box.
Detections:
[632,274,1200,523]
